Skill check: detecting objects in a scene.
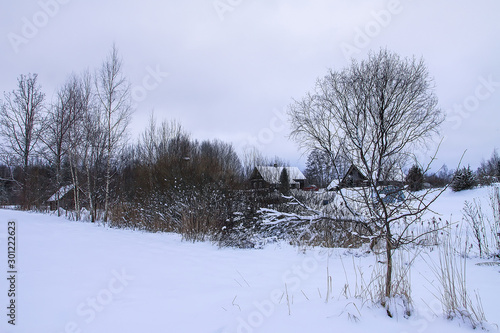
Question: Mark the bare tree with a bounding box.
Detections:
[477,149,500,185]
[42,74,87,214]
[81,96,107,223]
[65,71,97,220]
[138,113,184,168]
[241,147,265,181]
[0,73,46,208]
[289,49,445,314]
[304,149,349,188]
[95,45,132,222]
[199,139,243,185]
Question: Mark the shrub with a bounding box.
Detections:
[451,166,477,192]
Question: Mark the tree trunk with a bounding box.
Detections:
[85,159,95,223]
[385,236,393,299]
[104,148,111,223]
[69,155,80,220]
[56,155,61,216]
[384,224,393,317]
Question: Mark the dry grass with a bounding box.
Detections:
[463,199,491,258]
[426,229,487,329]
[339,250,415,318]
[490,185,500,256]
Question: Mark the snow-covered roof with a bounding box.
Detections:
[256,166,306,185]
[327,179,340,191]
[47,185,74,202]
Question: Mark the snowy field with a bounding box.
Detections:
[0,187,499,333]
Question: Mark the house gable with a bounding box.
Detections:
[328,164,369,190]
[328,164,405,190]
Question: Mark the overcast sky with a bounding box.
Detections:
[1,0,499,171]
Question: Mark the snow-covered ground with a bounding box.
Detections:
[0,186,499,333]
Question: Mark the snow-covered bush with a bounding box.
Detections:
[214,189,373,249]
[451,166,477,192]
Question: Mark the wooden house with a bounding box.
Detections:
[47,185,83,211]
[327,165,369,190]
[327,164,405,191]
[250,166,306,190]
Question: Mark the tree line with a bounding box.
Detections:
[0,46,245,219]
[0,46,131,221]
[0,45,297,236]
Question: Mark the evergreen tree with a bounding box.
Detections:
[451,166,477,192]
[405,164,424,191]
[279,168,290,195]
